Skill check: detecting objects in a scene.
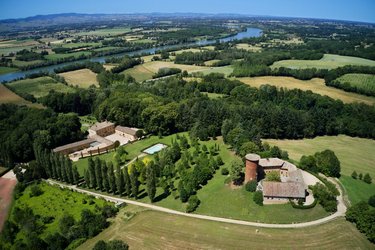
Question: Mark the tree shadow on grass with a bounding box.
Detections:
[153,192,170,202]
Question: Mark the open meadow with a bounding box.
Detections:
[7,76,74,98]
[59,68,99,88]
[78,205,373,250]
[239,76,375,105]
[271,54,375,70]
[265,135,375,204]
[0,66,18,74]
[0,84,42,108]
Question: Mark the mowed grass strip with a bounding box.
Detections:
[59,68,99,88]
[0,66,18,74]
[8,76,74,98]
[0,84,43,108]
[78,206,373,250]
[271,54,375,70]
[239,76,375,105]
[265,135,375,204]
[334,73,375,94]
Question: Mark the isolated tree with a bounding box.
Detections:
[95,158,103,190]
[359,173,363,180]
[146,161,157,202]
[239,141,259,157]
[253,191,263,206]
[230,159,243,185]
[123,166,131,196]
[245,180,258,192]
[107,162,116,193]
[315,150,341,177]
[351,171,358,179]
[115,165,124,196]
[363,173,372,184]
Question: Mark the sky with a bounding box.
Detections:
[0,0,374,23]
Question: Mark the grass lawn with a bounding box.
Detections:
[265,135,375,204]
[0,84,43,108]
[76,135,330,224]
[271,54,375,70]
[236,43,262,52]
[199,65,234,76]
[238,76,375,105]
[10,182,110,238]
[201,92,227,99]
[7,76,74,98]
[60,42,100,49]
[12,59,44,67]
[75,27,131,36]
[78,206,373,250]
[0,66,18,74]
[59,68,99,88]
[334,73,375,94]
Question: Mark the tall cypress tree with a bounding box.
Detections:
[108,162,116,194]
[54,154,62,180]
[101,162,110,192]
[65,157,73,184]
[72,166,80,185]
[129,164,139,199]
[115,165,124,195]
[60,155,67,182]
[50,154,57,179]
[84,169,91,188]
[95,158,103,190]
[123,166,131,196]
[88,157,96,189]
[146,161,156,202]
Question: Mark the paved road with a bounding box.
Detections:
[46,177,347,229]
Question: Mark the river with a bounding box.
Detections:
[0,27,262,82]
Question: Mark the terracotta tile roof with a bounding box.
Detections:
[262,181,305,198]
[53,138,95,153]
[89,121,114,131]
[115,126,139,136]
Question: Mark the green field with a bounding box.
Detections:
[0,66,18,74]
[265,135,375,204]
[334,73,375,94]
[12,59,44,67]
[76,134,329,224]
[78,206,373,250]
[45,51,91,61]
[8,76,74,98]
[201,92,227,99]
[60,42,100,49]
[9,182,109,238]
[271,54,375,70]
[75,27,131,36]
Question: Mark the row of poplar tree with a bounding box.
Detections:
[83,157,157,202]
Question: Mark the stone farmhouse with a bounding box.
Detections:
[53,121,140,160]
[245,153,306,202]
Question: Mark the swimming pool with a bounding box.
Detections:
[143,143,167,155]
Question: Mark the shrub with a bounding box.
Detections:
[363,173,372,184]
[359,173,363,180]
[30,184,43,197]
[368,195,375,207]
[253,191,263,206]
[290,199,317,209]
[351,171,358,179]
[265,171,281,182]
[221,168,229,175]
[186,195,200,213]
[245,180,258,192]
[310,183,337,212]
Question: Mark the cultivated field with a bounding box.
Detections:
[271,54,375,70]
[78,206,373,250]
[334,73,375,94]
[59,68,99,88]
[123,61,207,82]
[265,135,375,204]
[8,76,74,98]
[0,176,17,232]
[0,84,42,108]
[239,76,375,105]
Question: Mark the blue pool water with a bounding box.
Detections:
[143,143,167,154]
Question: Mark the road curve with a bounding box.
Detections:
[46,178,347,229]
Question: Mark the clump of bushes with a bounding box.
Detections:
[299,149,341,178]
[253,191,263,206]
[186,195,200,213]
[310,183,337,212]
[245,180,258,192]
[93,240,129,250]
[352,171,372,184]
[30,184,43,197]
[346,201,375,243]
[221,167,229,175]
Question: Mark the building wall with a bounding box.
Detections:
[96,125,115,137]
[114,130,137,141]
[245,160,258,183]
[55,141,92,155]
